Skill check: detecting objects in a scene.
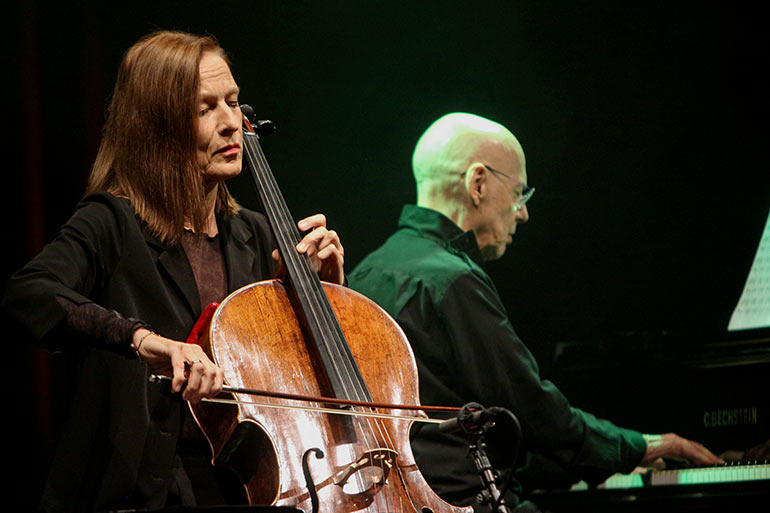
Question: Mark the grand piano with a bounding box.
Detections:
[520,206,770,511]
[524,329,770,512]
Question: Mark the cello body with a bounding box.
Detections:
[190,279,472,513]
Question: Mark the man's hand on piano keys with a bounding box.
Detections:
[640,433,724,469]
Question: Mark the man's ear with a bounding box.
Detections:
[465,163,487,208]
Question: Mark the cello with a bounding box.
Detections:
[187,107,474,513]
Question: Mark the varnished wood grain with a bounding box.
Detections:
[190,280,472,513]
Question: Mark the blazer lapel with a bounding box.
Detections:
[219,214,257,292]
[143,226,201,318]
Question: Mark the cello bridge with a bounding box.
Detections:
[333,448,398,492]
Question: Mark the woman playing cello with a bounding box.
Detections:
[3,30,344,511]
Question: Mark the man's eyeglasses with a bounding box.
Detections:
[483,164,535,212]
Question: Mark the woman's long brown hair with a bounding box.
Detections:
[87,30,239,244]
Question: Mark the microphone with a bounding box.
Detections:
[439,403,504,434]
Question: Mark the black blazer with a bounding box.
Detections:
[3,192,277,511]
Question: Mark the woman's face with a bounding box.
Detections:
[196,51,243,184]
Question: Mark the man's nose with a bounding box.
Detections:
[516,204,529,223]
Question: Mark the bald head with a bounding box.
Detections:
[413,113,522,182]
[411,112,530,260]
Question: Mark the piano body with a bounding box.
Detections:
[525,331,770,512]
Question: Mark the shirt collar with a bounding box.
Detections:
[398,205,484,266]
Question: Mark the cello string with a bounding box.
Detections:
[244,132,363,403]
[244,132,386,436]
[242,128,378,497]
[247,136,411,503]
[244,131,404,504]
[247,133,378,413]
[241,133,344,373]
[249,159,402,502]
[239,132,353,400]
[249,148,398,505]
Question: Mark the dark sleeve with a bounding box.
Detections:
[56,297,148,351]
[437,271,646,483]
[2,195,137,354]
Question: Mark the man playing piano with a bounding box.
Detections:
[349,112,725,512]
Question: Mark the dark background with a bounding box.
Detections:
[5,0,769,506]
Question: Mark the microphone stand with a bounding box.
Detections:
[467,427,511,513]
[447,404,515,513]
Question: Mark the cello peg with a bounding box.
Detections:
[240,104,276,136]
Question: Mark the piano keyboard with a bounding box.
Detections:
[532,460,770,512]
[599,460,770,489]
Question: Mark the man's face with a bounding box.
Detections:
[473,156,530,261]
[196,52,243,184]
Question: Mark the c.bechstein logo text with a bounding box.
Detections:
[703,407,758,428]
